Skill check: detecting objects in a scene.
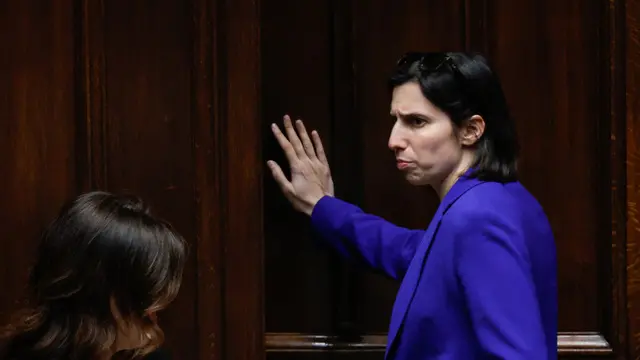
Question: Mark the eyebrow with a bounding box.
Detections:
[390,111,431,120]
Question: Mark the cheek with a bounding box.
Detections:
[414,127,459,160]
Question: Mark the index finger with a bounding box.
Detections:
[271,123,298,163]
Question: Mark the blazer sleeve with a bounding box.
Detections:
[453,209,547,359]
[310,195,425,280]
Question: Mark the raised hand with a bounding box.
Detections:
[267,115,335,216]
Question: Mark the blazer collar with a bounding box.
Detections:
[438,168,485,217]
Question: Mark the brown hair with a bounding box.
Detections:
[0,191,187,359]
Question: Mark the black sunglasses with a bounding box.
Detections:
[396,52,474,107]
[396,52,461,76]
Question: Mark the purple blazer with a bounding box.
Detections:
[310,173,557,359]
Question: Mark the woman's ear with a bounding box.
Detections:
[147,311,158,324]
[110,296,123,322]
[459,115,485,146]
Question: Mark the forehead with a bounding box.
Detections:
[390,82,442,117]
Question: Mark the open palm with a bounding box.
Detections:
[267,115,335,216]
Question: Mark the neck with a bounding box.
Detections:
[433,152,475,199]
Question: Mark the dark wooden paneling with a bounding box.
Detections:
[0,0,77,321]
[221,0,264,357]
[78,0,107,191]
[624,0,640,359]
[478,0,618,355]
[261,0,336,335]
[82,0,266,357]
[96,1,198,358]
[192,0,224,358]
[607,0,629,358]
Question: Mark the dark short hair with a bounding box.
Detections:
[1,191,187,359]
[388,52,519,182]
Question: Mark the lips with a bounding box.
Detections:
[396,160,412,170]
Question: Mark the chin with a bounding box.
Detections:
[404,172,430,186]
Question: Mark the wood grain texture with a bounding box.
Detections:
[261,0,336,335]
[0,0,77,322]
[78,0,107,191]
[98,1,198,357]
[486,0,604,331]
[625,0,640,358]
[192,0,224,358]
[221,0,264,358]
[606,0,629,358]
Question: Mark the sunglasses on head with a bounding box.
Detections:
[396,52,475,108]
[396,52,461,76]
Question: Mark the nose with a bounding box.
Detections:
[388,120,407,153]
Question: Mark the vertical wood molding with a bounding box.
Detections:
[77,0,108,192]
[464,0,488,53]
[220,0,264,358]
[329,0,359,334]
[192,0,224,359]
[606,0,629,358]
[624,0,640,358]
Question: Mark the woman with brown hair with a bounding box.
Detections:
[0,191,187,359]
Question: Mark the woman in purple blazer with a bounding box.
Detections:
[267,52,557,359]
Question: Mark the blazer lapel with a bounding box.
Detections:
[385,204,445,358]
[385,172,485,358]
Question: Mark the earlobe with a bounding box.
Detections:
[461,115,485,146]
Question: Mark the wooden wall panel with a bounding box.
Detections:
[0,0,77,322]
[222,0,263,358]
[191,0,224,358]
[262,0,336,335]
[93,1,199,357]
[477,0,613,355]
[79,0,264,357]
[0,0,263,358]
[85,0,264,358]
[624,0,640,358]
[605,0,629,357]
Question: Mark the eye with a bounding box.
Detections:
[406,116,427,127]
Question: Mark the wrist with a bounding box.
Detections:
[302,194,329,216]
